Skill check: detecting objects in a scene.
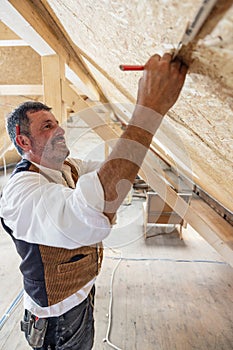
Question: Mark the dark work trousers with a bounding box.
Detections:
[32,286,95,350]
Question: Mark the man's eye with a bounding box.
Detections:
[44,124,51,129]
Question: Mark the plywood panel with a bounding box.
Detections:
[0,46,41,84]
[0,20,20,40]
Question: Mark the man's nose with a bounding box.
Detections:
[55,125,65,136]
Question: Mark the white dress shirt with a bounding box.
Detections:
[0,157,111,317]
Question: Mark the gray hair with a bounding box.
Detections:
[6,101,51,155]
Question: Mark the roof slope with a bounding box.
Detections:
[46,0,233,211]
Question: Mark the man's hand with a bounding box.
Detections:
[136,53,188,116]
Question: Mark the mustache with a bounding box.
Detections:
[51,135,66,145]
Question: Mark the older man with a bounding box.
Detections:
[0,53,187,349]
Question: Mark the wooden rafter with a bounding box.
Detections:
[8,0,109,103]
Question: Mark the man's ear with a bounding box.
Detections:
[16,135,31,152]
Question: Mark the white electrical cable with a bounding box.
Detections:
[103,249,123,350]
[101,199,145,349]
[0,289,24,330]
[105,255,226,265]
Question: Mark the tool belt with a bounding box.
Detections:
[21,310,48,348]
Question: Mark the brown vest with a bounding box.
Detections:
[29,160,103,306]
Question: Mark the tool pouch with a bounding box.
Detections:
[21,310,48,348]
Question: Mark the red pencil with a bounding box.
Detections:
[16,124,20,136]
[119,65,144,71]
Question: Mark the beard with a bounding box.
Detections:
[30,136,70,166]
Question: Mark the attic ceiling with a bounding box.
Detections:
[45,0,233,212]
[0,0,233,262]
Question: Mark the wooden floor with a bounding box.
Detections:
[0,197,233,350]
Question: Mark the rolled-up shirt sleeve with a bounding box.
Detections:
[0,170,111,248]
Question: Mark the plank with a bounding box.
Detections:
[0,85,43,96]
[190,197,233,249]
[41,55,65,124]
[142,160,233,267]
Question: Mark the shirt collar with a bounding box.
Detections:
[29,160,64,185]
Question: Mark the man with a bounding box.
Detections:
[0,53,187,349]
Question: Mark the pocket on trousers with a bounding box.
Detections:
[57,300,94,350]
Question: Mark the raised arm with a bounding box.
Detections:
[98,53,188,221]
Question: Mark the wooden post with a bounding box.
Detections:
[41,54,65,125]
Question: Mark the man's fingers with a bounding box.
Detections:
[171,57,189,79]
[151,53,161,61]
[180,62,188,75]
[161,53,172,62]
[171,59,181,71]
[144,54,161,69]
